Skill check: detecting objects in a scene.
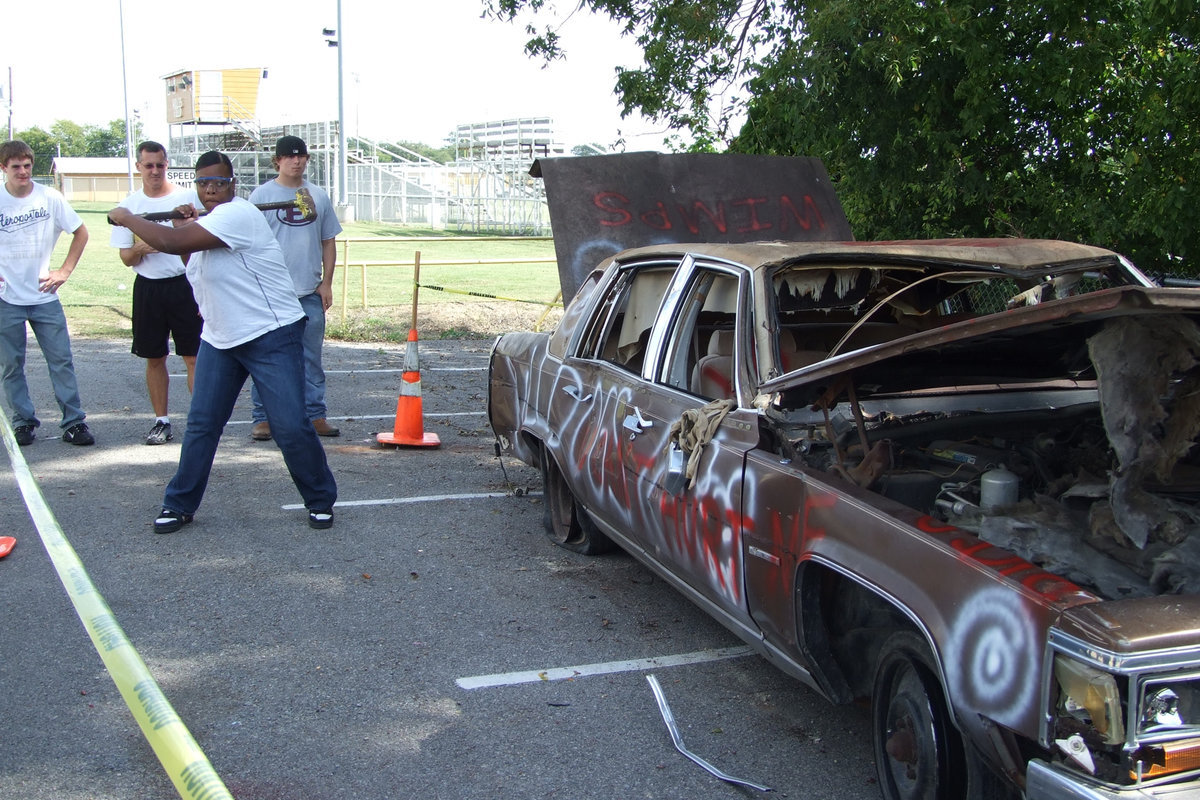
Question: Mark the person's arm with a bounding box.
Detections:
[316,237,337,310]
[110,205,150,266]
[108,205,225,257]
[40,224,89,294]
[119,239,156,267]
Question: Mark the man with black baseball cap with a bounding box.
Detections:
[248,135,342,440]
[276,135,307,158]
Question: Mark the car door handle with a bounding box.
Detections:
[622,406,654,438]
[562,385,593,402]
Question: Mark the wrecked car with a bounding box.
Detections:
[488,238,1200,800]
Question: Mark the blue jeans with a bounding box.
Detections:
[163,319,337,515]
[0,297,86,430]
[251,292,327,422]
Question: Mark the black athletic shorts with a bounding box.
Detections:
[131,274,202,360]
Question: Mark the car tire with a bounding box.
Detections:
[871,630,1017,800]
[540,449,614,555]
[872,630,967,800]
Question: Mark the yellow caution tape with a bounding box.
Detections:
[0,418,233,800]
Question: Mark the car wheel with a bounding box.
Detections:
[872,631,967,800]
[541,450,614,555]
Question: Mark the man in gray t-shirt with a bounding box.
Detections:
[248,135,343,440]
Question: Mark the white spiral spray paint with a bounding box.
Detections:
[944,586,1040,728]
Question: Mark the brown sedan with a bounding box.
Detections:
[489,239,1200,800]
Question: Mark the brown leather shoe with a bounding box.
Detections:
[312,418,340,437]
[250,421,272,440]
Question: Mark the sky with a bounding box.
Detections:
[3,0,671,152]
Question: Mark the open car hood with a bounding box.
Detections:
[757,286,1200,407]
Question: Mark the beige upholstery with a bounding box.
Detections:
[778,329,827,372]
[691,330,736,399]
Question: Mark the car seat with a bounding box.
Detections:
[778,329,828,372]
[691,330,736,399]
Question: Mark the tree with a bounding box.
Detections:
[347,137,454,165]
[13,119,141,172]
[84,119,133,157]
[390,140,455,164]
[14,125,57,174]
[486,0,1198,276]
[49,120,90,156]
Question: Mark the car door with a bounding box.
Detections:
[546,260,680,532]
[600,259,761,624]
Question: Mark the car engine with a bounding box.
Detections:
[776,314,1200,600]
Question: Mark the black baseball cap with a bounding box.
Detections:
[275,136,308,157]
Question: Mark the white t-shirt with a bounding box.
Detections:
[0,182,83,306]
[188,197,304,349]
[109,185,199,280]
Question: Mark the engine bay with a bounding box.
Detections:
[768,314,1200,600]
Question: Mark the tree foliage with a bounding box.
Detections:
[14,119,140,173]
[346,137,456,165]
[15,126,57,174]
[486,0,1198,275]
[390,140,456,164]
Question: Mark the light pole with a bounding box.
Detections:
[322,0,352,222]
[119,0,134,187]
[3,67,12,141]
[352,72,360,141]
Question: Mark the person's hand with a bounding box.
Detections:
[171,204,199,226]
[39,269,69,293]
[316,282,334,311]
[107,207,131,226]
[132,238,157,261]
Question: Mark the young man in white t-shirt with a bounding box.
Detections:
[107,151,337,533]
[0,139,93,447]
[110,141,201,445]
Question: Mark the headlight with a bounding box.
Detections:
[1140,674,1200,736]
[1144,688,1182,728]
[1055,655,1125,746]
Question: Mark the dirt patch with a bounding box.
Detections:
[423,300,563,337]
[331,300,564,341]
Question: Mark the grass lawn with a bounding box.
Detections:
[53,202,561,342]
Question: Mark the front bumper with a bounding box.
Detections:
[1027,760,1200,799]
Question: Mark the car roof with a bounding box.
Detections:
[614,238,1124,274]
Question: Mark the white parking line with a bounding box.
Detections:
[325,367,485,374]
[169,367,484,378]
[281,490,536,510]
[456,646,755,690]
[351,411,486,419]
[224,411,484,426]
[285,491,747,692]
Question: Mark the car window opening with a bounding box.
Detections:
[584,266,675,373]
[662,269,741,400]
[770,263,1129,365]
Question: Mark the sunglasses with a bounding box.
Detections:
[195,177,234,189]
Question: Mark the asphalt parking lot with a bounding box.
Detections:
[0,335,877,800]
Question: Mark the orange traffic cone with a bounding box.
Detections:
[377,328,441,448]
